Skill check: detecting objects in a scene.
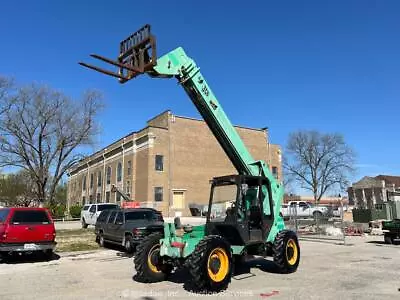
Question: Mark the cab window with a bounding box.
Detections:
[115,212,123,224]
[107,211,117,223]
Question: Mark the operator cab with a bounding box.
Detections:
[205,174,274,246]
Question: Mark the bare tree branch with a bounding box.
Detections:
[283,130,356,204]
[0,76,103,205]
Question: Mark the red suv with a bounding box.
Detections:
[0,207,56,259]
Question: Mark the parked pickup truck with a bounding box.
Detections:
[94,208,164,253]
[280,201,329,220]
[81,203,120,228]
[0,207,56,260]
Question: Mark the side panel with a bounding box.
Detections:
[160,223,206,258]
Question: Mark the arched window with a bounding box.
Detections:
[117,162,122,182]
[90,173,94,189]
[106,166,111,185]
[82,175,87,191]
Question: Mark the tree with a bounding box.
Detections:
[283,130,356,204]
[54,182,67,206]
[0,75,103,205]
[0,170,37,207]
[0,77,14,116]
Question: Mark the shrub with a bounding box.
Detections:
[47,204,66,219]
[69,205,82,218]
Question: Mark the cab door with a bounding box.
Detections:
[87,205,97,225]
[103,211,117,240]
[110,211,124,243]
[259,180,274,241]
[246,179,274,242]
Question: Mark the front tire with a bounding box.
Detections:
[313,211,323,221]
[82,218,88,229]
[134,232,172,283]
[187,235,232,292]
[273,230,300,273]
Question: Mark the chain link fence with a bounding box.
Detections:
[284,202,346,243]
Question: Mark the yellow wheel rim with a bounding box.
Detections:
[207,247,229,282]
[286,239,298,265]
[147,244,161,273]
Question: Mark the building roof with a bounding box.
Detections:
[375,175,400,187]
[351,176,383,189]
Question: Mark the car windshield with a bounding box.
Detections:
[97,204,118,211]
[11,210,51,224]
[0,208,10,223]
[125,211,153,221]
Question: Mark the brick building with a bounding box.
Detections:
[347,175,400,208]
[67,110,282,217]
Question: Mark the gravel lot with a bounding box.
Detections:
[0,235,399,300]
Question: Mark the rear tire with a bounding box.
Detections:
[99,232,105,247]
[44,249,54,260]
[125,235,134,253]
[273,230,300,273]
[384,235,393,244]
[134,232,172,283]
[187,235,232,292]
[82,218,88,229]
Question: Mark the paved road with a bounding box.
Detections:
[0,235,399,300]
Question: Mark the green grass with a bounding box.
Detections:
[55,228,99,252]
[56,228,95,237]
[56,242,100,252]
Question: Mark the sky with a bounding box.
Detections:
[0,0,399,192]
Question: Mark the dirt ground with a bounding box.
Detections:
[0,235,399,300]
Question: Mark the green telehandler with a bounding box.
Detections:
[79,24,300,292]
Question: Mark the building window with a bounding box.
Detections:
[106,191,110,202]
[154,187,163,202]
[82,175,87,191]
[97,171,102,187]
[155,155,163,171]
[106,166,111,185]
[82,196,86,205]
[126,181,131,196]
[127,160,132,176]
[96,193,101,203]
[90,173,94,189]
[272,166,278,178]
[117,162,122,182]
[89,195,93,204]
